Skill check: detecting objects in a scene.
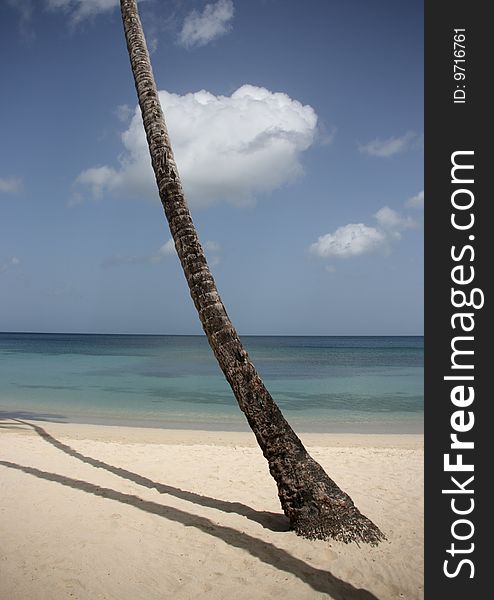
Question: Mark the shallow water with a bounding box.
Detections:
[0,333,423,433]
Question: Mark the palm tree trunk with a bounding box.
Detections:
[119,0,384,545]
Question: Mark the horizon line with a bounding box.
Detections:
[0,331,424,337]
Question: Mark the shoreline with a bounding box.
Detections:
[0,406,424,436]
[1,417,424,448]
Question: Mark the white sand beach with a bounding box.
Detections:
[0,420,423,600]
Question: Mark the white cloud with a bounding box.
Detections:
[405,190,424,209]
[179,0,234,49]
[46,0,119,23]
[310,224,387,258]
[75,85,318,208]
[358,131,416,158]
[374,206,415,232]
[115,104,132,122]
[0,177,22,194]
[202,240,222,265]
[103,239,221,267]
[310,205,418,260]
[156,238,176,259]
[0,256,20,274]
[74,166,117,199]
[12,0,152,38]
[203,240,220,253]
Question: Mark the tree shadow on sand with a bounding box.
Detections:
[1,420,382,600]
[9,418,287,532]
[0,410,67,423]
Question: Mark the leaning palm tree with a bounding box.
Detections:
[119,0,384,545]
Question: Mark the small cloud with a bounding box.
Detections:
[179,0,234,49]
[310,201,420,261]
[144,238,178,263]
[67,191,84,208]
[0,256,20,274]
[316,123,337,147]
[405,190,424,210]
[374,206,415,231]
[358,131,416,158]
[0,177,22,194]
[46,0,120,24]
[74,166,118,199]
[156,238,176,259]
[115,104,132,122]
[203,240,222,265]
[310,224,387,259]
[147,35,159,55]
[325,265,336,273]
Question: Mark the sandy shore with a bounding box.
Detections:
[0,419,423,600]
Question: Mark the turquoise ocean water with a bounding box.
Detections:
[0,333,423,433]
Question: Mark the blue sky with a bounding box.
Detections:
[0,0,423,335]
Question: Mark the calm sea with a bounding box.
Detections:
[0,333,423,433]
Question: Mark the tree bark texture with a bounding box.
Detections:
[119,0,384,545]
